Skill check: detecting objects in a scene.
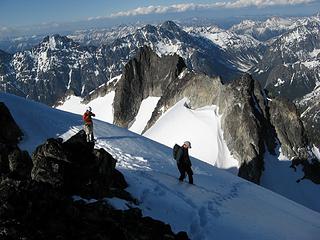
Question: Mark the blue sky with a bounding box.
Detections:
[0,0,319,37]
[1,0,319,27]
[1,0,205,26]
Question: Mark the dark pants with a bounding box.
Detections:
[177,164,193,184]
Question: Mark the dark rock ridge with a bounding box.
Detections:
[291,158,320,184]
[0,104,188,239]
[31,130,121,198]
[113,45,186,128]
[0,177,188,240]
[268,97,308,159]
[0,102,23,145]
[0,102,32,180]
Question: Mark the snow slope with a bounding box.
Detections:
[144,99,238,172]
[56,92,115,124]
[57,94,320,213]
[1,92,320,240]
[129,96,160,134]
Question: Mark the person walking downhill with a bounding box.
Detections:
[83,106,96,142]
[175,141,193,184]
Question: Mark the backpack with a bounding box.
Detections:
[173,144,181,160]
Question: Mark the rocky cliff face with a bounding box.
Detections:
[113,45,186,128]
[214,75,276,183]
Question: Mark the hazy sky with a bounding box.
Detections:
[0,0,319,36]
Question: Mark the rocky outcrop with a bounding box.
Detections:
[0,178,187,240]
[0,143,32,180]
[0,102,23,144]
[291,158,320,184]
[31,130,119,198]
[213,74,276,183]
[0,128,189,239]
[113,46,186,127]
[0,103,31,180]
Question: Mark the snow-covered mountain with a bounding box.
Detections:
[2,91,320,240]
[230,16,318,41]
[252,19,320,100]
[0,34,112,105]
[0,35,46,53]
[67,25,142,46]
[185,25,264,71]
[3,16,318,107]
[2,16,320,181]
[247,16,320,144]
[0,20,259,105]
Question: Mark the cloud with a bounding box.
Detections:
[226,0,315,8]
[106,0,314,18]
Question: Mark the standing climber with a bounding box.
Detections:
[174,141,193,184]
[83,106,96,142]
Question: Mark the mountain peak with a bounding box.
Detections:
[41,34,74,50]
[160,20,181,32]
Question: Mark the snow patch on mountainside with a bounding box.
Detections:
[144,99,238,171]
[56,91,115,123]
[129,97,160,134]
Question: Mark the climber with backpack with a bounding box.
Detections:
[83,106,96,142]
[173,141,193,184]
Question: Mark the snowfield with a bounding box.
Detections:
[144,99,238,171]
[2,92,320,240]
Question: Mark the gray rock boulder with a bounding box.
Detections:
[7,147,32,180]
[31,130,120,198]
[31,138,68,188]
